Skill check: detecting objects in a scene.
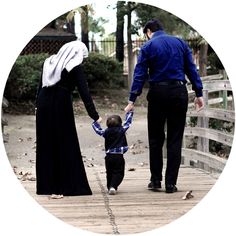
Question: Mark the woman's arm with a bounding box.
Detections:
[72,65,99,121]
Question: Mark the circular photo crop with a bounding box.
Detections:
[1,1,234,235]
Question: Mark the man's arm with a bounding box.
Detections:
[183,42,204,111]
[184,43,203,97]
[129,47,149,102]
[125,47,149,112]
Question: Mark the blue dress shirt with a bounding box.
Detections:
[129,31,203,102]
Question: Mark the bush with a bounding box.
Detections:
[83,52,124,89]
[208,52,224,74]
[4,53,48,100]
[4,52,124,101]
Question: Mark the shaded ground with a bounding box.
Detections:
[3,88,150,180]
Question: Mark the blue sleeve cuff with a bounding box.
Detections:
[195,90,203,97]
[129,93,137,103]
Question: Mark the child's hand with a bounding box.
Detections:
[96,117,103,123]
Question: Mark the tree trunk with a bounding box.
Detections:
[66,18,75,34]
[81,6,89,50]
[199,43,208,77]
[116,1,125,62]
[127,2,133,89]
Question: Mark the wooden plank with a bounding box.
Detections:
[187,108,235,122]
[203,80,232,91]
[182,148,227,172]
[20,164,218,234]
[186,74,223,91]
[188,96,233,109]
[201,74,223,81]
[184,127,233,146]
[188,80,232,92]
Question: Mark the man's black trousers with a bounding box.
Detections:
[147,82,188,186]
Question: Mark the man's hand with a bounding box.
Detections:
[124,102,134,112]
[194,97,204,112]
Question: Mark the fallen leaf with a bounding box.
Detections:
[27,176,36,181]
[182,190,194,200]
[87,163,94,167]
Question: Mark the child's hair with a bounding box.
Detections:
[106,115,122,128]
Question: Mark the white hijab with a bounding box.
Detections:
[42,40,88,87]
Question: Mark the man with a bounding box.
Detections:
[124,19,204,193]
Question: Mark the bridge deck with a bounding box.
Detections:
[22,164,218,234]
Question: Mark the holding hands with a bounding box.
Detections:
[124,101,134,113]
[96,117,103,123]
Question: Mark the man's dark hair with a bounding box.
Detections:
[106,115,122,128]
[143,19,164,34]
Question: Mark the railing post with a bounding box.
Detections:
[197,89,209,153]
[221,70,228,109]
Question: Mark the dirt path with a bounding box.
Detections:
[3,108,150,179]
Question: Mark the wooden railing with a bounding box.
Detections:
[182,72,235,173]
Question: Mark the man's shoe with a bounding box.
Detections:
[165,184,178,193]
[147,181,161,191]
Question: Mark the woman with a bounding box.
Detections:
[36,40,101,197]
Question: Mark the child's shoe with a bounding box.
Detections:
[108,187,116,195]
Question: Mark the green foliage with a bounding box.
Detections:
[134,3,193,37]
[4,52,124,101]
[89,16,108,37]
[4,53,48,100]
[82,52,124,89]
[208,52,224,73]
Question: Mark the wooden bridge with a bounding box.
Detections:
[22,164,218,234]
[5,72,234,234]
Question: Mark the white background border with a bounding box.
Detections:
[0,1,236,236]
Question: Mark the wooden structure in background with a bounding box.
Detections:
[182,73,234,173]
[20,28,77,55]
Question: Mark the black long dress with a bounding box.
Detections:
[36,65,99,196]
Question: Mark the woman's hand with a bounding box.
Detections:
[96,117,103,123]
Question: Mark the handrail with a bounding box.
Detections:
[187,108,235,122]
[184,127,234,146]
[182,73,234,173]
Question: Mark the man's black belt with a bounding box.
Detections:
[150,80,184,86]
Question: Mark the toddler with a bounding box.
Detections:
[92,111,133,195]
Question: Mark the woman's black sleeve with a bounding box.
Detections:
[35,66,43,106]
[71,65,99,121]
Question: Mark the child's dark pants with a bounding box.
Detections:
[105,154,125,190]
